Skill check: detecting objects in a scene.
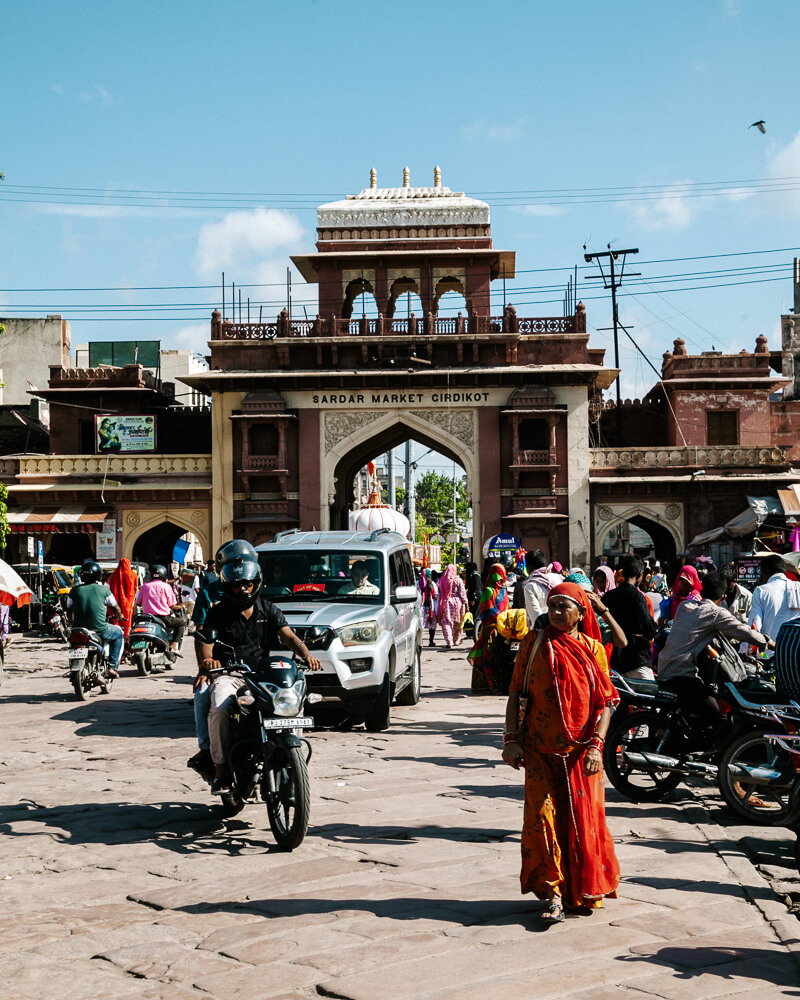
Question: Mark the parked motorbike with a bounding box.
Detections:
[44,599,70,643]
[128,612,179,675]
[67,627,115,701]
[604,633,800,824]
[196,632,319,850]
[766,733,800,870]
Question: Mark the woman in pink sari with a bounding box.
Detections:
[668,565,702,620]
[437,564,468,648]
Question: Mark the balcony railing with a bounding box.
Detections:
[17,454,212,478]
[516,449,553,466]
[241,455,287,473]
[212,313,582,341]
[511,496,559,513]
[590,445,789,470]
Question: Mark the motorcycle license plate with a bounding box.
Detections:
[69,648,88,660]
[262,717,314,733]
[130,641,147,649]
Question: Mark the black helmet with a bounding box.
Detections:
[219,555,263,610]
[80,560,102,584]
[150,564,168,581]
[215,539,257,574]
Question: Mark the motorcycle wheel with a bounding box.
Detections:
[56,624,69,644]
[717,728,794,824]
[132,650,148,676]
[604,709,683,802]
[219,790,246,817]
[72,668,89,701]
[265,746,310,850]
[99,664,114,695]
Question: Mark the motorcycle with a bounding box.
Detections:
[604,633,800,824]
[196,632,319,850]
[128,611,179,675]
[67,627,115,701]
[44,598,70,643]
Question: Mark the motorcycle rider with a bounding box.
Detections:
[66,560,124,677]
[657,571,772,724]
[135,564,185,659]
[196,550,321,794]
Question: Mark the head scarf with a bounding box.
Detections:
[108,557,138,637]
[546,581,602,641]
[593,565,617,596]
[669,565,702,619]
[565,569,594,592]
[550,561,563,574]
[437,564,457,607]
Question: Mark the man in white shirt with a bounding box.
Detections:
[522,550,564,627]
[339,560,380,596]
[750,555,800,654]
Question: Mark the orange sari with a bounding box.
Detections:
[108,558,138,637]
[510,627,620,909]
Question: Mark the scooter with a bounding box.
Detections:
[67,627,115,701]
[196,631,319,851]
[128,612,179,675]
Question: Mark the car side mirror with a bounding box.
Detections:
[394,585,418,602]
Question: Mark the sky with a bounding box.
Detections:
[3,0,800,413]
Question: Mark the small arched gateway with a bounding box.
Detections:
[182,169,617,564]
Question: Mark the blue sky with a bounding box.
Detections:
[3,0,800,403]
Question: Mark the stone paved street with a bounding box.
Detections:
[1,635,799,1000]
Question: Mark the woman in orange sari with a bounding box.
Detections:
[501,581,620,923]
[108,557,139,638]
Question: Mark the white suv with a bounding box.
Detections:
[256,529,422,731]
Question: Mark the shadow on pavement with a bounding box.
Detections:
[618,945,800,993]
[53,697,194,740]
[314,821,517,844]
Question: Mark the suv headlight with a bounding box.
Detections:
[272,680,305,717]
[336,620,380,646]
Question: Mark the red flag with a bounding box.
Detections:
[367,461,376,479]
[422,532,429,568]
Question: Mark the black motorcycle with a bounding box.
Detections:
[605,634,800,824]
[44,598,70,643]
[128,612,178,675]
[196,633,316,851]
[67,627,115,701]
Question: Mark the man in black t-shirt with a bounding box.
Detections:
[196,554,320,793]
[603,555,658,680]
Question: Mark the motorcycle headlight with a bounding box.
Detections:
[272,680,305,717]
[336,620,380,646]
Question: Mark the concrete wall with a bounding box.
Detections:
[667,388,773,446]
[160,351,209,407]
[0,316,70,407]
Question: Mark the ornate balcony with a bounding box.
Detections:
[590,445,789,471]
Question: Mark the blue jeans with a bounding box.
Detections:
[194,681,211,750]
[103,624,124,669]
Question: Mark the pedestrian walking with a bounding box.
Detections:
[437,564,468,648]
[418,569,439,647]
[602,555,658,681]
[592,565,616,597]
[464,561,483,620]
[667,565,702,621]
[468,563,509,690]
[501,582,620,922]
[107,557,138,638]
[750,554,800,651]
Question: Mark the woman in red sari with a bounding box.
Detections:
[108,557,139,638]
[502,581,620,923]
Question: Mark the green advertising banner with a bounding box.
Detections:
[95,414,157,454]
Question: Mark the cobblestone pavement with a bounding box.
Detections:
[1,635,799,1000]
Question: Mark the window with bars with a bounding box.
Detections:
[706,410,738,446]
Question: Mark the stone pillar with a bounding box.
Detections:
[298,408,321,530]
[557,386,591,567]
[211,390,238,550]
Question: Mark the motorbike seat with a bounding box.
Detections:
[70,627,103,647]
[133,612,166,626]
[625,678,659,696]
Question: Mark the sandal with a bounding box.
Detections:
[540,898,565,923]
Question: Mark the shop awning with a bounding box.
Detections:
[778,485,800,515]
[7,507,111,534]
[688,495,781,547]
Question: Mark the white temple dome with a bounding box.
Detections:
[349,504,410,538]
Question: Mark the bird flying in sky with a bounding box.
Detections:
[749,120,766,133]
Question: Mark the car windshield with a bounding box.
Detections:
[259,550,384,603]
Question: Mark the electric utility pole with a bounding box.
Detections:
[583,245,640,440]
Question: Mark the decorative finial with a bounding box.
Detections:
[403,166,410,188]
[370,167,377,189]
[434,165,441,188]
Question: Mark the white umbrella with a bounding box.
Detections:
[0,558,34,607]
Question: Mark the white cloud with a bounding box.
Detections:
[165,322,210,354]
[38,204,209,219]
[625,182,697,231]
[80,84,113,105]
[196,207,306,281]
[764,130,800,216]
[51,82,64,95]
[515,204,566,217]
[460,118,526,143]
[724,0,743,16]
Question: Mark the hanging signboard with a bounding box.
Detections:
[482,533,521,560]
[95,414,156,454]
[37,539,44,572]
[95,519,117,560]
[736,555,762,586]
[27,536,34,557]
